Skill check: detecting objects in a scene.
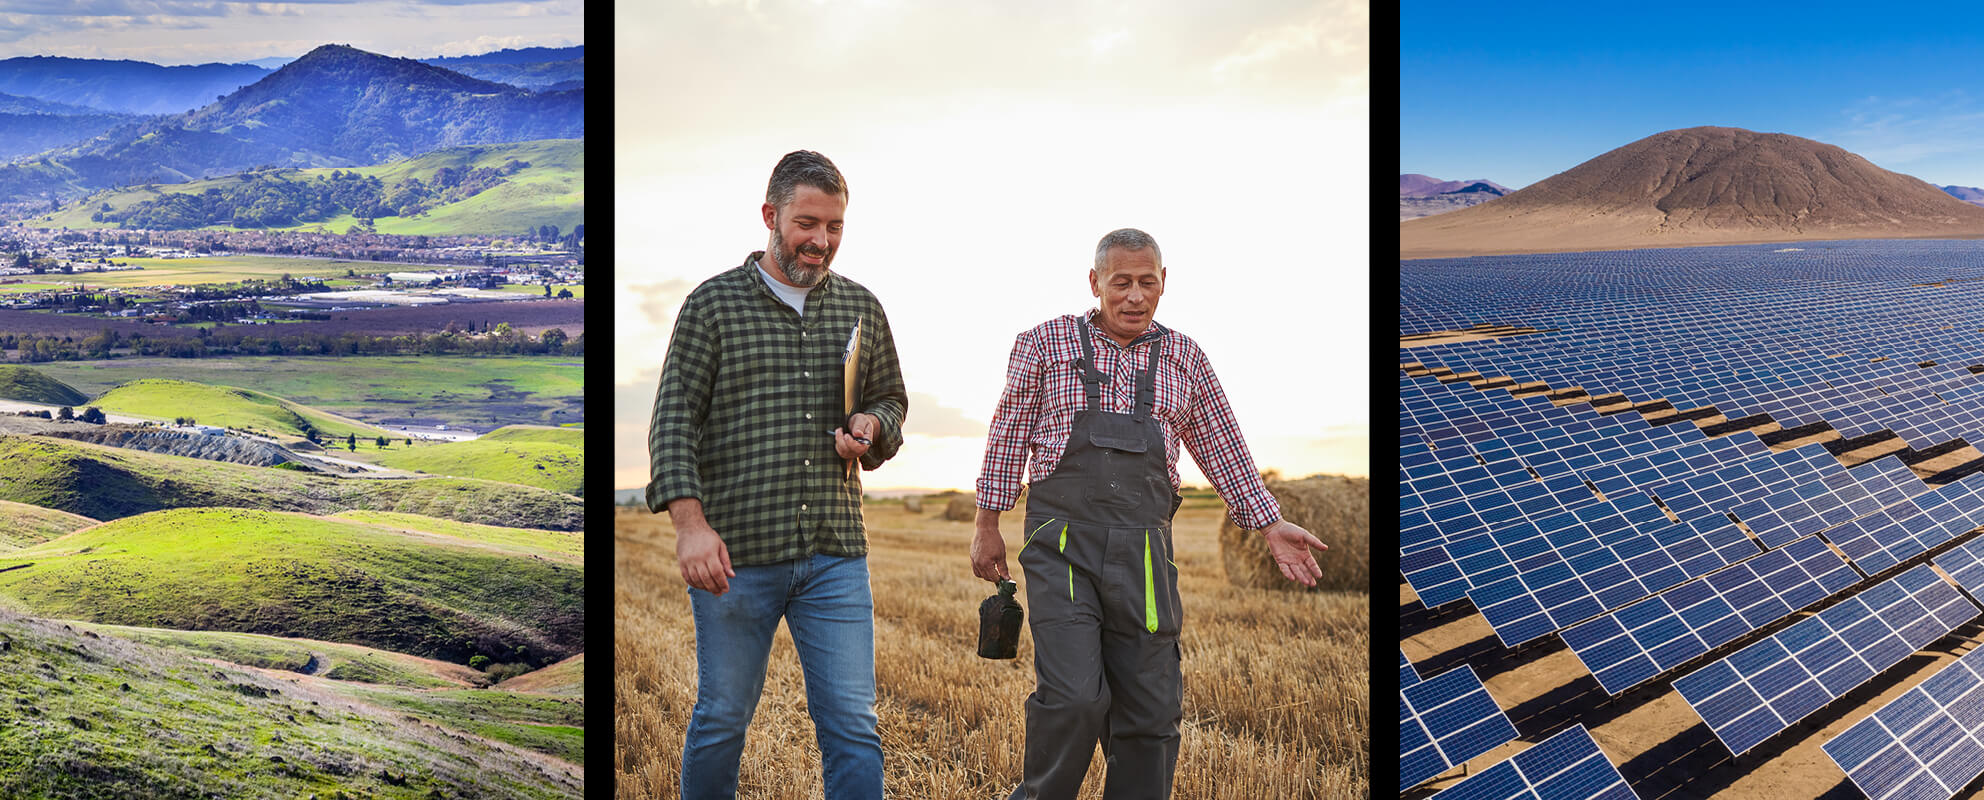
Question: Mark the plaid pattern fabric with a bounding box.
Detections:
[975,311,1282,529]
[648,253,909,565]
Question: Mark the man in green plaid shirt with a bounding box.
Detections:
[649,150,907,800]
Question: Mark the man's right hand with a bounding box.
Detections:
[670,498,735,595]
[971,507,1010,583]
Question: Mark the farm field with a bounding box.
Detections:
[1399,241,1984,800]
[30,354,583,431]
[615,503,1368,800]
[0,297,583,341]
[35,255,378,288]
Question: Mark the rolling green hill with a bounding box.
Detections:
[0,609,583,798]
[36,138,582,236]
[494,653,585,696]
[0,507,583,666]
[74,622,480,690]
[368,425,582,496]
[90,378,394,443]
[0,435,584,531]
[0,499,96,553]
[329,510,580,563]
[0,365,88,406]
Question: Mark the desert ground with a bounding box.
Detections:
[614,502,1367,800]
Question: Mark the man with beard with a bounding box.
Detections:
[649,150,907,800]
[970,228,1328,799]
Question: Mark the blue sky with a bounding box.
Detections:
[1402,3,1984,189]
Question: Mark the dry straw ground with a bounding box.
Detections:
[614,503,1368,799]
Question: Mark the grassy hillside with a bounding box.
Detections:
[0,435,585,531]
[35,139,583,237]
[368,425,582,496]
[0,609,583,799]
[496,653,584,696]
[0,499,96,553]
[0,508,584,666]
[75,622,480,690]
[0,365,88,406]
[91,378,393,443]
[329,510,580,563]
[338,684,585,766]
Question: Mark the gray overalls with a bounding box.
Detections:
[1010,322,1185,800]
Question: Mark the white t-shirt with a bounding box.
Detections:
[756,260,814,316]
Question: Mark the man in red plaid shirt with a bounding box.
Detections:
[971,228,1329,799]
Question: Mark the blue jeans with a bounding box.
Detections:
[681,553,883,800]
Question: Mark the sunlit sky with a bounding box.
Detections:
[0,1,582,65]
[615,0,1369,493]
[1402,2,1984,190]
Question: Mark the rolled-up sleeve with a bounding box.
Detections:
[647,293,715,512]
[976,330,1044,511]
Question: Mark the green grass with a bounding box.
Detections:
[490,283,586,299]
[0,435,585,531]
[72,622,477,690]
[91,378,394,444]
[367,425,582,496]
[0,609,584,798]
[329,510,581,564]
[0,281,66,294]
[0,508,584,665]
[30,355,584,432]
[0,500,96,553]
[29,255,375,289]
[0,365,87,405]
[494,653,585,696]
[336,685,585,765]
[33,139,583,237]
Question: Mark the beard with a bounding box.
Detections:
[770,227,832,287]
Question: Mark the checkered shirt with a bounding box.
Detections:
[647,253,909,565]
[974,311,1282,530]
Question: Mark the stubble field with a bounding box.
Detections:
[613,503,1368,799]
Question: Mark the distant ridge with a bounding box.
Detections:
[1399,174,1512,221]
[1402,126,1984,258]
[1399,174,1512,197]
[1943,184,1984,208]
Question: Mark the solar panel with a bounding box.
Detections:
[1825,471,1984,575]
[1822,644,1984,800]
[1401,664,1522,792]
[1403,648,1422,688]
[1426,724,1639,800]
[1671,565,1981,755]
[1561,535,1860,695]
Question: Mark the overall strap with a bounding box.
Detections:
[1134,330,1162,422]
[1075,318,1106,411]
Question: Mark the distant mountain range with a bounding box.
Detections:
[0,56,269,115]
[422,46,584,91]
[1943,185,1984,208]
[1399,174,1512,220]
[1401,126,1984,258]
[0,43,584,203]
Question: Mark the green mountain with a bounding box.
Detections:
[0,44,583,202]
[0,365,88,406]
[368,425,583,497]
[0,609,583,798]
[0,435,585,531]
[0,507,583,665]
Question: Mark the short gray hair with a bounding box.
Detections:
[1093,228,1162,274]
[765,150,849,210]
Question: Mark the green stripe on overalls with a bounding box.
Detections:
[1143,530,1157,633]
[1060,524,1071,600]
[1019,518,1057,556]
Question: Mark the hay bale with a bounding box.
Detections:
[1220,474,1368,592]
[902,496,923,514]
[943,494,977,522]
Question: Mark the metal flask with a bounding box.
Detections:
[977,578,1024,659]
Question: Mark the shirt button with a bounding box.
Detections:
[806,413,813,420]
[804,371,810,377]
[800,504,808,511]
[805,459,812,466]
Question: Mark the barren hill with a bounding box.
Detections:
[1400,126,1984,258]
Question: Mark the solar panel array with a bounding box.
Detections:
[1671,565,1981,755]
[1403,648,1422,688]
[1935,536,1984,601]
[1727,456,1927,550]
[1426,724,1639,800]
[1824,471,1984,575]
[1823,644,1984,800]
[1560,535,1861,695]
[1402,664,1521,792]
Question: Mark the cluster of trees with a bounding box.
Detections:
[12,406,106,423]
[95,160,531,230]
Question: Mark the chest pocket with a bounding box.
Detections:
[1089,433,1148,454]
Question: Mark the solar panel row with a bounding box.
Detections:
[1426,724,1639,800]
[1728,455,1928,550]
[1823,471,1984,575]
[1560,535,1860,695]
[1823,642,1984,800]
[1403,648,1422,689]
[1671,565,1981,755]
[1402,664,1522,793]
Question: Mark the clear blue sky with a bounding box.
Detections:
[1402,2,1984,189]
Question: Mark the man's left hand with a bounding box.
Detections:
[1262,520,1328,587]
[834,412,878,461]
